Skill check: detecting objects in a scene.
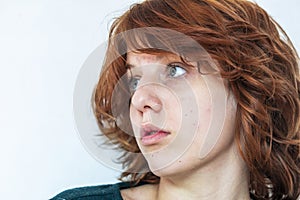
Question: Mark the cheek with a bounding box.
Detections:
[163,100,182,131]
[129,106,136,123]
[198,93,237,159]
[193,84,213,134]
[187,75,236,159]
[129,106,141,137]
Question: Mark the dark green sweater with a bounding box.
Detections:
[50,182,145,200]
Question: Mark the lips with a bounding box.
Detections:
[140,124,170,146]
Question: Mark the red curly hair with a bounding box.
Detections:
[93,0,300,199]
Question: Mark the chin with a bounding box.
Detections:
[145,153,198,178]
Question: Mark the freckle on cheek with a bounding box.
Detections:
[205,106,212,114]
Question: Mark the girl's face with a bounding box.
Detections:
[127,51,238,176]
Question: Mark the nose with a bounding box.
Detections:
[131,85,162,113]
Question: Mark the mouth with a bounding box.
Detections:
[140,124,171,146]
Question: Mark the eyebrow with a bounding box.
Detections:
[125,54,177,69]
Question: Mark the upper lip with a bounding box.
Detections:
[140,124,169,138]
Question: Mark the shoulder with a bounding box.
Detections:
[50,182,130,200]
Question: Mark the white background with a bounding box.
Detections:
[0,0,299,199]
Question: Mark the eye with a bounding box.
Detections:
[128,77,140,92]
[167,63,187,78]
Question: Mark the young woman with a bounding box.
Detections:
[52,0,300,199]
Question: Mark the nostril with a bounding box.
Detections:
[140,99,162,113]
[143,105,151,110]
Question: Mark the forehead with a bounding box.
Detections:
[126,52,181,66]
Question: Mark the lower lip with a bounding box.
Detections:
[141,131,170,146]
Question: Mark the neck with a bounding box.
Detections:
[155,147,250,200]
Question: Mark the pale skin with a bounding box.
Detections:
[121,52,251,200]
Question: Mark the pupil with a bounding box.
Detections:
[170,67,176,76]
[133,80,137,89]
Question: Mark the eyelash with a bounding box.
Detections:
[166,62,187,78]
[127,62,188,92]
